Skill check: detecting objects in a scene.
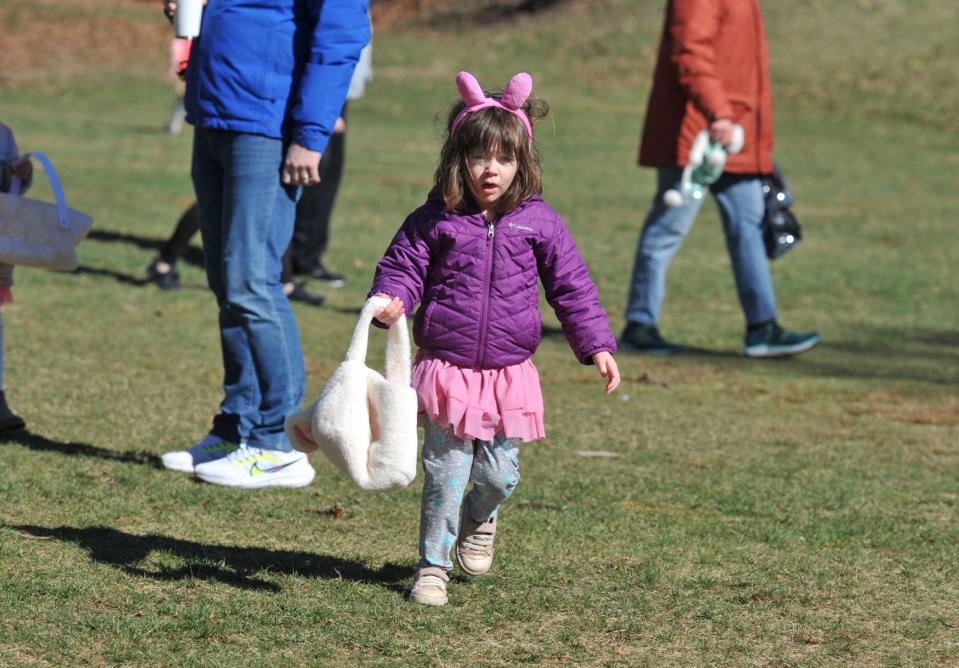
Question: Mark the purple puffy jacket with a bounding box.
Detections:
[370,191,616,370]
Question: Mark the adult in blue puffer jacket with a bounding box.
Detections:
[369,71,620,607]
[159,0,370,490]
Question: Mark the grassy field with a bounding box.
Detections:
[0,0,957,665]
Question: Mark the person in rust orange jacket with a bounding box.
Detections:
[622,0,819,358]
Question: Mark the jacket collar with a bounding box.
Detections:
[425,188,543,225]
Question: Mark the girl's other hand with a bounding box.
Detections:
[9,157,32,183]
[373,294,404,326]
[593,351,620,395]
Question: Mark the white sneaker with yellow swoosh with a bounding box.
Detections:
[161,434,240,473]
[194,444,315,489]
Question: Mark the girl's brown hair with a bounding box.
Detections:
[434,93,549,214]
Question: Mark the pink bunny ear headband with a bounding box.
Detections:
[451,71,534,141]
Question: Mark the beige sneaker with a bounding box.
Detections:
[409,567,449,606]
[456,514,496,575]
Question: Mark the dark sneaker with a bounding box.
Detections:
[286,282,326,307]
[146,258,181,291]
[619,322,679,355]
[0,390,25,434]
[744,321,820,358]
[298,263,345,288]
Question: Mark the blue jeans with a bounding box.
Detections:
[191,129,305,450]
[626,167,777,328]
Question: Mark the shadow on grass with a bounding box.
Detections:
[788,339,958,386]
[9,523,412,593]
[542,324,741,360]
[75,263,208,291]
[0,430,163,469]
[75,264,152,288]
[87,228,205,268]
[423,0,571,27]
[679,338,958,385]
[546,324,959,385]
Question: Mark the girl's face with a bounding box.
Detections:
[465,146,518,215]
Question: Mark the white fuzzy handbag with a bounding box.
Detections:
[285,296,419,491]
[0,152,93,271]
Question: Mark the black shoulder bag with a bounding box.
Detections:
[762,163,802,259]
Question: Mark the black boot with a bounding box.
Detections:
[0,390,25,433]
[286,282,326,307]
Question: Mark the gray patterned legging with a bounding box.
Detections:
[419,420,521,570]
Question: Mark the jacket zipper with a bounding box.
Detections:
[474,219,496,368]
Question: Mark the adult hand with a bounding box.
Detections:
[8,157,32,183]
[163,0,207,21]
[373,294,405,327]
[282,142,322,186]
[709,117,735,147]
[593,351,620,395]
[333,116,347,135]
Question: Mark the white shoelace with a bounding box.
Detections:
[461,532,494,555]
[223,444,260,464]
[415,574,446,591]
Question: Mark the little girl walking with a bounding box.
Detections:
[370,71,620,605]
[0,123,33,433]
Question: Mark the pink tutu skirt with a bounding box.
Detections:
[411,353,545,442]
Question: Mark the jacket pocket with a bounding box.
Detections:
[726,93,754,120]
[420,301,438,340]
[260,23,293,102]
[230,18,280,102]
[515,306,541,353]
[727,93,754,108]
